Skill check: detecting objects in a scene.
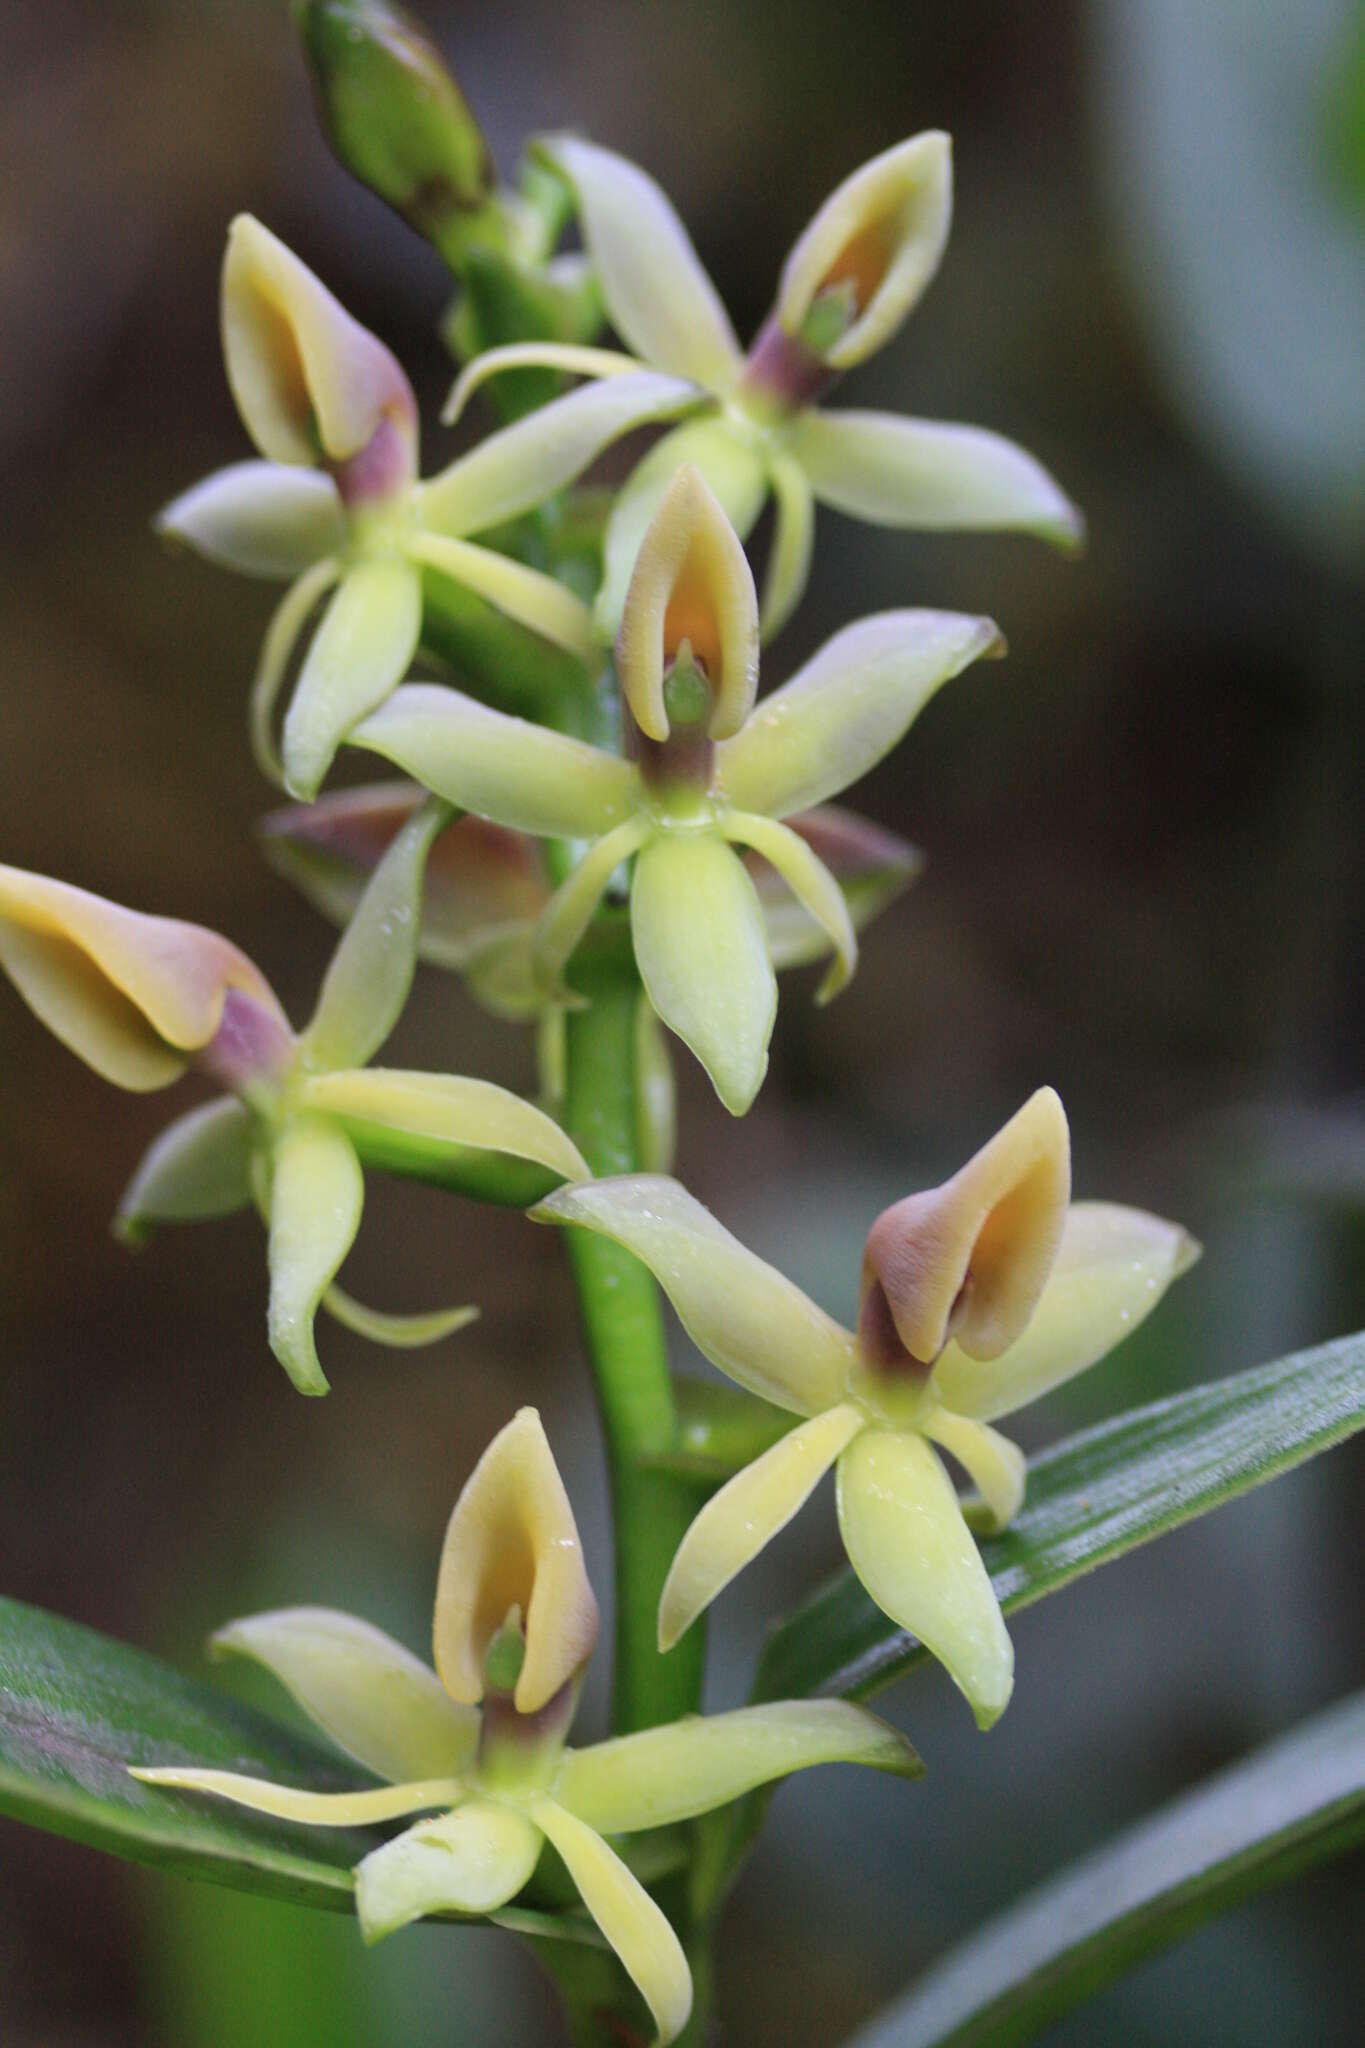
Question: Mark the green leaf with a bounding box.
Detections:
[0,1594,378,1911]
[0,1596,585,1943]
[754,1330,1365,1705]
[848,1686,1365,2048]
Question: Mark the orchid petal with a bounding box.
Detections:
[260,785,550,972]
[539,134,741,391]
[0,865,282,1091]
[532,1176,856,1415]
[791,409,1083,549]
[597,416,768,637]
[630,833,775,1117]
[442,343,646,427]
[463,931,544,1022]
[222,214,416,465]
[533,817,653,999]
[715,609,1002,820]
[298,1069,588,1195]
[265,1113,364,1395]
[354,1801,543,1940]
[403,531,593,661]
[130,1768,464,1828]
[434,1407,600,1713]
[719,811,856,1003]
[617,465,758,741]
[860,1088,1071,1368]
[418,370,700,536]
[211,1606,479,1781]
[658,1404,866,1649]
[759,451,816,640]
[157,461,345,579]
[302,798,450,1073]
[773,133,952,369]
[115,1096,255,1244]
[531,1800,691,2048]
[753,807,922,971]
[556,1697,920,1835]
[922,1411,1026,1534]
[930,1202,1201,1424]
[323,1288,479,1349]
[351,684,638,839]
[836,1428,1014,1730]
[281,558,423,801]
[249,556,343,785]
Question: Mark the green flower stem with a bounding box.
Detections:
[560,933,706,1736]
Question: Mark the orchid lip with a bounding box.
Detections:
[196,988,297,1096]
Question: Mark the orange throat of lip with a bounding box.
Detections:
[819,223,893,315]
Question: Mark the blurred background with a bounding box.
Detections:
[2,0,1364,2042]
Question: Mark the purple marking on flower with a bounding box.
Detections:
[198,987,296,1093]
[857,1276,936,1379]
[329,411,417,510]
[738,317,839,417]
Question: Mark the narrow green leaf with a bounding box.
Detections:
[755,1331,1365,1705]
[849,1687,1365,2048]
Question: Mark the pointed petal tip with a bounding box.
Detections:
[1173,1228,1203,1279]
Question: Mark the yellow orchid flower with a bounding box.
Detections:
[444,132,1082,638]
[0,809,588,1394]
[132,1408,921,2045]
[158,215,702,798]
[534,1090,1200,1729]
[349,464,999,1114]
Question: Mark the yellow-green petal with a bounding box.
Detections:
[922,1411,1026,1534]
[930,1201,1201,1424]
[419,369,701,536]
[597,416,768,638]
[404,532,593,661]
[443,343,646,427]
[282,558,423,801]
[249,556,344,785]
[715,609,1003,821]
[302,797,450,1075]
[265,1113,365,1395]
[532,1799,692,2048]
[351,684,638,839]
[658,1404,866,1649]
[836,1428,1013,1730]
[157,461,346,579]
[533,816,653,1000]
[759,450,816,640]
[115,1096,255,1244]
[556,1697,921,1835]
[354,1800,543,1941]
[532,1176,857,1415]
[298,1069,588,1193]
[323,1288,479,1349]
[538,134,741,391]
[719,811,856,1003]
[630,833,776,1117]
[211,1605,480,1781]
[130,1767,463,1827]
[791,409,1083,549]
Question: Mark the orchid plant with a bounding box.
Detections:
[2,6,1363,2048]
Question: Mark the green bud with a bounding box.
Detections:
[294,1,494,242]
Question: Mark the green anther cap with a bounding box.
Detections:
[663,642,712,730]
[294,1,494,240]
[797,280,859,357]
[483,1605,528,1694]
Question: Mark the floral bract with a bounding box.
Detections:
[444,131,1082,638]
[535,1089,1199,1728]
[132,1408,921,2044]
[350,463,1000,1113]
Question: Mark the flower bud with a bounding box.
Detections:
[617,464,758,745]
[859,1087,1071,1368]
[432,1408,599,1714]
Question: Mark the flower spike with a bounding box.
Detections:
[134,1410,920,2041]
[536,1098,1196,1728]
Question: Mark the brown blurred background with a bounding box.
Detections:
[2,1,1364,2043]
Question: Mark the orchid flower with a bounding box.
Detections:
[158,215,702,798]
[444,132,1082,639]
[132,1408,921,2044]
[534,1089,1199,1729]
[349,465,998,1113]
[259,781,922,1023]
[0,808,588,1394]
